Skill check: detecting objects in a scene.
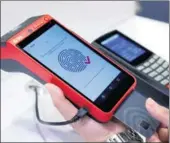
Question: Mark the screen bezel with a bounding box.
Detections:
[96,30,153,66]
[17,20,135,112]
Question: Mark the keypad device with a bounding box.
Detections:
[93,30,169,97]
[137,55,169,87]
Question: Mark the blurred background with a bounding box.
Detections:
[138,1,169,23]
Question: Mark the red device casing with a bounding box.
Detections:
[1,15,137,122]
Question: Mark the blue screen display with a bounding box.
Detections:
[101,34,146,62]
[23,25,121,102]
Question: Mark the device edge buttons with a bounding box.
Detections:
[44,16,49,21]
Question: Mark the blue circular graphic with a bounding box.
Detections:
[58,49,87,72]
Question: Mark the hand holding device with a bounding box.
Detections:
[46,83,168,142]
[46,83,126,142]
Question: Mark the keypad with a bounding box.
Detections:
[156,67,164,73]
[153,55,159,60]
[144,62,150,67]
[137,66,144,71]
[163,62,169,68]
[157,58,164,65]
[149,58,155,64]
[162,70,169,77]
[155,75,164,81]
[143,68,152,74]
[161,79,169,85]
[151,63,159,69]
[137,55,169,86]
[149,71,158,77]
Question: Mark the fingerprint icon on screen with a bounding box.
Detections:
[58,49,87,72]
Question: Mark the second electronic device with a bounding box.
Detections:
[93,30,169,97]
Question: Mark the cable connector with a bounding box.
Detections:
[29,85,88,126]
[76,108,88,118]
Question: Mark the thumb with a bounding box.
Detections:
[146,98,169,127]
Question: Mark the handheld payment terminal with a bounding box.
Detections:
[92,30,169,97]
[1,15,160,138]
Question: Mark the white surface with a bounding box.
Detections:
[1,1,168,60]
[1,1,169,142]
[1,1,137,42]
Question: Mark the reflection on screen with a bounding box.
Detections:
[23,25,121,102]
[101,34,146,62]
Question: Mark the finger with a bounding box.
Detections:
[146,98,169,127]
[45,83,78,121]
[147,132,161,142]
[158,128,169,142]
